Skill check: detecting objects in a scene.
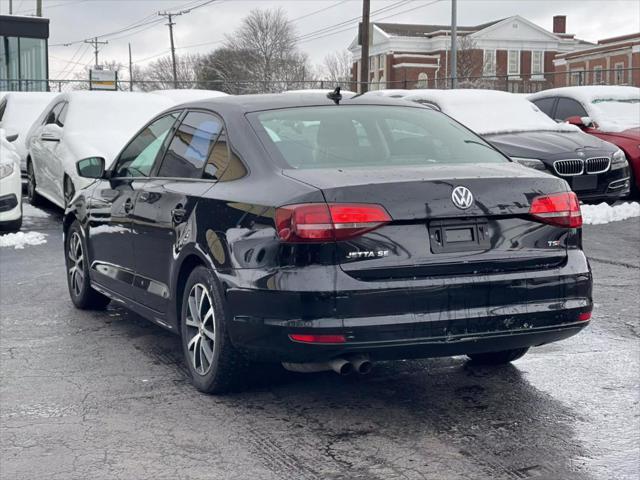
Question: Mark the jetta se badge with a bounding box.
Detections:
[451,186,474,209]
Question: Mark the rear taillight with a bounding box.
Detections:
[529,192,582,228]
[275,203,391,242]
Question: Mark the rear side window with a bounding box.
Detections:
[253,105,507,169]
[532,97,556,117]
[158,111,222,178]
[555,98,587,120]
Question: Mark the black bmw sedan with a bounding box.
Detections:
[402,89,631,202]
[64,92,592,393]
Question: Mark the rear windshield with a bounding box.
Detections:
[253,105,508,169]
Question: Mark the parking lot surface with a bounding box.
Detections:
[1,202,638,480]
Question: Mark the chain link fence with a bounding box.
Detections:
[2,67,638,94]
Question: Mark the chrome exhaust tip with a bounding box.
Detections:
[350,355,373,375]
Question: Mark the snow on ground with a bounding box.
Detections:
[22,203,50,218]
[0,231,47,249]
[581,201,640,225]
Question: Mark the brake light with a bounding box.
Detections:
[289,334,346,344]
[529,192,582,228]
[275,203,391,242]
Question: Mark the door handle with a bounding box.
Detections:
[171,206,187,224]
[123,198,134,214]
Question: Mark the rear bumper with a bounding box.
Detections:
[225,250,592,363]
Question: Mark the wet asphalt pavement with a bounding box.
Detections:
[1,201,638,480]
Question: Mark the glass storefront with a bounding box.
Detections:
[1,36,48,91]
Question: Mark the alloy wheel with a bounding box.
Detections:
[184,283,216,375]
[67,232,85,297]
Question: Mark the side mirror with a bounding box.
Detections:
[76,157,106,179]
[566,115,593,128]
[41,123,62,142]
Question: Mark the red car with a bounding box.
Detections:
[530,86,640,196]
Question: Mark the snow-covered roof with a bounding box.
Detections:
[529,86,640,132]
[403,89,577,135]
[151,89,228,103]
[364,89,412,98]
[282,89,357,96]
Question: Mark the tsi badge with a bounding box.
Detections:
[347,250,389,260]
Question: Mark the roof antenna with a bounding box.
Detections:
[327,86,342,105]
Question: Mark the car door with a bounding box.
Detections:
[87,112,181,301]
[31,102,64,202]
[130,110,225,313]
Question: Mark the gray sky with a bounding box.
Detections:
[2,0,639,80]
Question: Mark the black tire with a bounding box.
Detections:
[180,266,249,394]
[63,175,75,205]
[467,347,529,365]
[65,220,110,310]
[26,160,44,207]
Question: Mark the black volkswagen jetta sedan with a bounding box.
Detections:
[64,92,592,393]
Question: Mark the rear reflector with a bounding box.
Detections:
[529,192,582,228]
[276,203,391,242]
[578,312,591,321]
[289,334,346,344]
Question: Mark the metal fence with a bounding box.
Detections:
[2,67,638,94]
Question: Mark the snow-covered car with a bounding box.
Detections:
[529,86,640,196]
[362,89,412,98]
[0,92,57,177]
[400,89,630,202]
[282,89,357,96]
[150,89,228,103]
[0,129,23,231]
[25,91,174,208]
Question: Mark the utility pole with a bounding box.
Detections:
[450,0,457,89]
[36,0,42,16]
[128,43,133,91]
[84,37,108,68]
[359,0,370,94]
[159,10,187,89]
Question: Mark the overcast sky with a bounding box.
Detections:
[2,0,639,80]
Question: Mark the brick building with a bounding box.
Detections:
[349,15,593,92]
[553,33,640,87]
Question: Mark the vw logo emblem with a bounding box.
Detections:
[451,186,474,210]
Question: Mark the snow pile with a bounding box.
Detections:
[402,89,577,135]
[0,231,47,249]
[581,201,640,225]
[22,204,50,218]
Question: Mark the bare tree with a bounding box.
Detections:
[220,8,310,92]
[321,50,352,86]
[141,53,202,90]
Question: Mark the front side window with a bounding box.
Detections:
[253,105,508,170]
[44,103,64,125]
[114,113,179,178]
[158,111,222,179]
[508,50,520,75]
[555,98,588,120]
[531,51,543,75]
